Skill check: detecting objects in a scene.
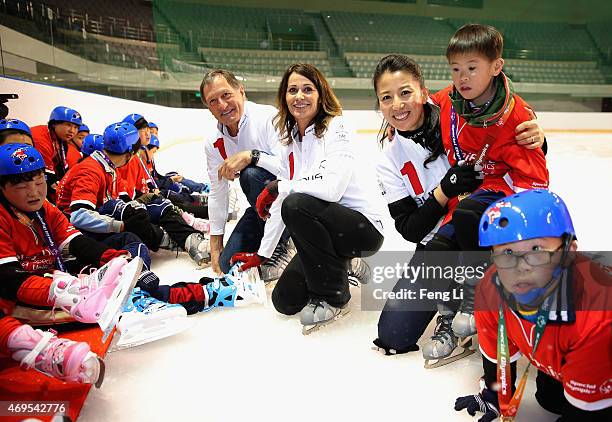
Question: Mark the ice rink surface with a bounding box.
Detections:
[79,129,612,422]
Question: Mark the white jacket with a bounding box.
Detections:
[205,101,281,235]
[377,130,450,244]
[258,116,385,257]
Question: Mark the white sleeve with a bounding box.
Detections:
[377,153,410,204]
[278,122,353,202]
[205,141,229,235]
[256,117,282,176]
[256,196,286,258]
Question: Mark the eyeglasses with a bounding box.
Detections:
[491,244,563,269]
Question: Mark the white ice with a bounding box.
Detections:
[79,130,612,422]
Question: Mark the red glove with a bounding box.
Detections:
[256,180,279,220]
[230,252,265,271]
[99,248,129,265]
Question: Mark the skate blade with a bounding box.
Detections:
[302,309,350,336]
[110,316,194,352]
[423,337,476,369]
[236,268,268,308]
[99,258,143,342]
[94,357,105,389]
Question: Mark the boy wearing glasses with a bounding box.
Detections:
[454,189,611,421]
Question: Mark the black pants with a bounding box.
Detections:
[167,193,209,219]
[272,193,384,315]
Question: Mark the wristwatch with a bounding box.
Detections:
[251,149,260,166]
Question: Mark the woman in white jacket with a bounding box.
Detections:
[251,63,385,334]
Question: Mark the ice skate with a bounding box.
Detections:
[47,256,139,342]
[185,232,211,266]
[8,324,105,387]
[422,313,475,369]
[227,182,239,221]
[452,279,477,338]
[203,264,267,309]
[112,288,193,351]
[299,300,350,335]
[98,257,144,342]
[260,238,297,283]
[348,257,372,285]
[181,211,210,234]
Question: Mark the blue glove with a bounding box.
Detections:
[454,385,500,422]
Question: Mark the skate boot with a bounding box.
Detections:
[451,279,477,338]
[184,232,211,266]
[113,288,192,350]
[227,182,239,221]
[299,299,350,335]
[422,312,475,369]
[8,324,104,387]
[48,257,132,324]
[202,264,267,310]
[260,238,297,283]
[348,257,372,285]
[181,211,210,234]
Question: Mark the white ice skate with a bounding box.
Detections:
[185,232,211,267]
[348,257,372,286]
[422,313,475,369]
[99,258,144,342]
[451,279,477,338]
[111,288,193,351]
[228,265,268,308]
[299,300,350,335]
[260,238,297,283]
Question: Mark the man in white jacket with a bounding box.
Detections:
[200,69,294,277]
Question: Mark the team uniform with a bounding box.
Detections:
[476,257,612,413]
[56,150,127,234]
[205,100,281,237]
[31,125,81,188]
[430,74,548,227]
[377,125,450,246]
[117,152,155,199]
[269,116,385,324]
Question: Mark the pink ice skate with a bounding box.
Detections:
[49,257,130,323]
[8,324,104,387]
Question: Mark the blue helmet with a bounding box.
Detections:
[147,134,160,149]
[479,189,575,247]
[0,143,45,176]
[103,122,139,154]
[148,121,158,130]
[78,124,90,133]
[81,134,104,156]
[49,106,82,126]
[122,113,148,129]
[0,118,32,137]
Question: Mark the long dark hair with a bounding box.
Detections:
[372,54,444,168]
[274,63,342,144]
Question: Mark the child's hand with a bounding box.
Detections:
[515,107,545,149]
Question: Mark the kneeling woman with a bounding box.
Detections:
[253,63,385,334]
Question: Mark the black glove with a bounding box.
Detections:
[440,164,483,198]
[454,387,500,422]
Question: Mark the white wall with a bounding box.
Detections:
[4,76,612,143]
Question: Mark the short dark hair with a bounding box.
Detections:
[199,69,242,105]
[446,24,503,62]
[0,168,45,187]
